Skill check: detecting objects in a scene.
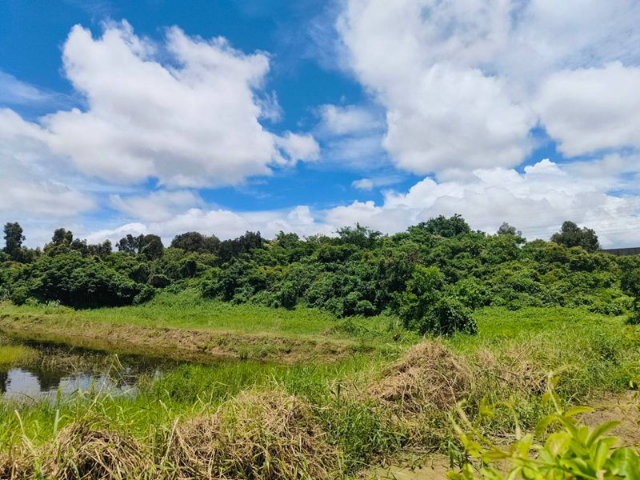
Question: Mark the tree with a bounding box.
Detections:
[336,223,381,248]
[117,234,143,254]
[140,234,164,260]
[3,222,25,259]
[621,259,640,324]
[411,214,471,238]
[171,232,220,254]
[51,228,73,246]
[497,222,522,237]
[550,221,600,252]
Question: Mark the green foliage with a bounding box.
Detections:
[0,217,635,336]
[450,375,640,479]
[620,257,640,324]
[3,222,25,261]
[411,214,472,238]
[551,221,601,252]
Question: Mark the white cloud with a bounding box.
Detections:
[326,158,640,247]
[0,72,52,105]
[86,156,640,248]
[85,205,333,246]
[336,0,640,173]
[352,175,402,190]
[536,63,640,156]
[352,178,374,190]
[274,132,320,164]
[318,104,381,135]
[110,190,203,222]
[35,21,317,187]
[0,109,95,220]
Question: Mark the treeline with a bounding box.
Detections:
[1,217,638,334]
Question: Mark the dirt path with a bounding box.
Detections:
[367,456,452,479]
[580,392,640,447]
[367,393,640,479]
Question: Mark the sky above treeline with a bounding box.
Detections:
[1,0,639,248]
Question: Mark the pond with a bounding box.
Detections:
[0,334,177,401]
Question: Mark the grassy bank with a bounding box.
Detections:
[1,303,639,478]
[0,291,416,364]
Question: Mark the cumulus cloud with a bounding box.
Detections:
[0,109,95,220]
[326,158,640,247]
[336,0,640,174]
[318,104,381,135]
[86,157,640,248]
[537,63,640,156]
[274,132,320,164]
[15,21,319,188]
[110,190,203,223]
[86,204,333,246]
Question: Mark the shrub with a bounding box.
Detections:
[450,375,640,479]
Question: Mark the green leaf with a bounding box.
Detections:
[545,432,571,456]
[586,420,620,447]
[564,406,594,417]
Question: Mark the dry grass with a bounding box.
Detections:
[472,344,547,396]
[368,341,472,416]
[169,390,339,479]
[0,421,150,480]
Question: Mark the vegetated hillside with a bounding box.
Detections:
[1,216,639,335]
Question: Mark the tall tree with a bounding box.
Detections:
[3,222,25,259]
[51,228,73,246]
[550,221,600,252]
[117,234,143,254]
[140,234,164,260]
[497,222,521,237]
[411,214,471,238]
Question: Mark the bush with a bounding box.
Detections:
[432,297,477,336]
[133,285,155,305]
[148,274,171,288]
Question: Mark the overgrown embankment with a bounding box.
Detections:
[0,313,379,364]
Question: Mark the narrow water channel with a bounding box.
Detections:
[0,334,177,401]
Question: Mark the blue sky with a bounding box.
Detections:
[1,0,639,247]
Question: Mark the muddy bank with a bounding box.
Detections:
[0,314,366,364]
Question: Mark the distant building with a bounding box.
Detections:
[602,247,640,256]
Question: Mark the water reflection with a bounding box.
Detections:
[1,367,139,400]
[0,338,174,401]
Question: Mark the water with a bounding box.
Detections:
[0,336,175,401]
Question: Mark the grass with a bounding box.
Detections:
[0,345,37,367]
[0,290,415,364]
[1,289,400,339]
[1,303,640,477]
[0,335,37,367]
[449,307,640,398]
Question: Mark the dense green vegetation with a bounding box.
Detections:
[2,216,639,336]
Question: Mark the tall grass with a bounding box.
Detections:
[1,306,639,476]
